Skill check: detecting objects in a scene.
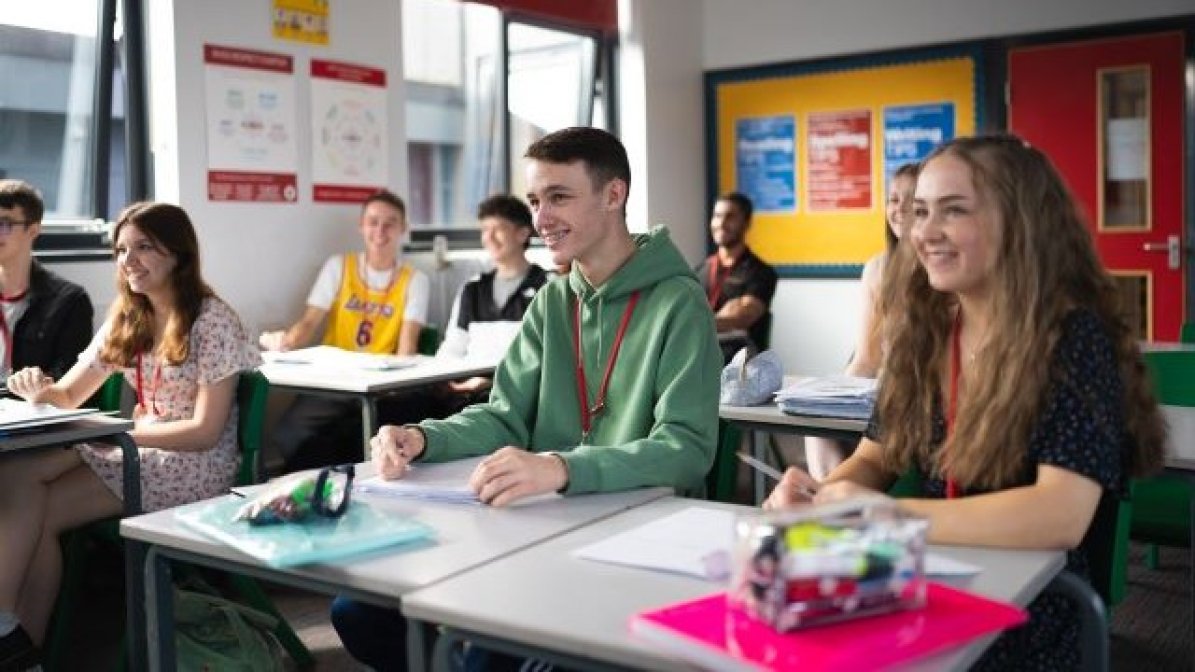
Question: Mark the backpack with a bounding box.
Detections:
[174,584,286,672]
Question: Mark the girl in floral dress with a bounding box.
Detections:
[0,202,259,668]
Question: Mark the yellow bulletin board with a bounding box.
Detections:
[705,48,983,276]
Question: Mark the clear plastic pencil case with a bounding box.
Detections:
[728,498,929,631]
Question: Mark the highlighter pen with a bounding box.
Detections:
[736,452,819,499]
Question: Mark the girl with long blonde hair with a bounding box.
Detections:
[766,135,1164,669]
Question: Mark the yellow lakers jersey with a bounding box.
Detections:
[323,254,412,353]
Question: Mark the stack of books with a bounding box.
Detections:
[774,375,876,420]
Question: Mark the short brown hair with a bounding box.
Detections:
[524,127,631,199]
[363,189,406,217]
[0,179,45,223]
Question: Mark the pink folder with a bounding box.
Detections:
[630,582,1027,671]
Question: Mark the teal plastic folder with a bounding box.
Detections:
[175,496,435,568]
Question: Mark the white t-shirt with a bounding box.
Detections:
[1,296,30,376]
[306,253,430,324]
[437,269,537,360]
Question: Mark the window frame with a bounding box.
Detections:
[30,0,150,261]
[407,7,615,249]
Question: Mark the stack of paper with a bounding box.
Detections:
[774,375,877,420]
[0,399,99,432]
[354,456,485,504]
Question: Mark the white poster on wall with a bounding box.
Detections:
[204,44,299,202]
[310,58,388,203]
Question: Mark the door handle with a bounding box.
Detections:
[1142,234,1181,270]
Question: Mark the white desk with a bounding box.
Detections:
[719,402,868,504]
[120,474,671,671]
[261,354,497,456]
[403,496,1065,672]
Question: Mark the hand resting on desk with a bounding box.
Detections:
[762,466,888,510]
[7,366,56,404]
[370,425,568,507]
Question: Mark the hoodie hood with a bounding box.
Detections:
[567,227,696,302]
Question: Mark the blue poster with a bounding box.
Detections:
[883,103,955,188]
[735,116,796,213]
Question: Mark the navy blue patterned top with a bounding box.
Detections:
[866,309,1129,670]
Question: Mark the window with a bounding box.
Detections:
[402,0,609,235]
[0,0,142,256]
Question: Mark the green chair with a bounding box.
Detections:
[47,371,314,670]
[417,324,441,356]
[1134,347,1194,568]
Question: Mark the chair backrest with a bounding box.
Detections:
[1082,490,1131,608]
[417,324,441,355]
[236,370,270,486]
[89,373,126,413]
[1181,322,1195,344]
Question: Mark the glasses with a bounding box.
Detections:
[0,218,32,235]
[311,463,355,518]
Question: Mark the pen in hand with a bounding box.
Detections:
[736,452,819,499]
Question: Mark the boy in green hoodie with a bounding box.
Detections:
[331,127,722,670]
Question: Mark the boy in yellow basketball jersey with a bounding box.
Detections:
[261,189,430,471]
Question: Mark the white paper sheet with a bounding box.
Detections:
[572,507,737,581]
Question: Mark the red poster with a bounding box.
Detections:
[807,109,872,211]
[208,171,298,203]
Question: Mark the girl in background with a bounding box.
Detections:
[804,162,919,479]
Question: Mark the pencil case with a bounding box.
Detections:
[729,498,928,631]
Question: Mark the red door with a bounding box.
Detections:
[1009,31,1185,341]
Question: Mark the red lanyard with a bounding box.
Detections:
[944,310,963,499]
[136,352,163,416]
[706,257,735,308]
[573,291,640,443]
[0,288,29,374]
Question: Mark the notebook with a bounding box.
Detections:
[176,496,435,567]
[630,583,1026,671]
[354,456,485,504]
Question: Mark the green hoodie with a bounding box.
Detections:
[418,227,721,495]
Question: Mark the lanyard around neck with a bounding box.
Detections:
[0,288,29,374]
[136,351,163,416]
[706,257,736,308]
[944,310,963,499]
[573,291,640,443]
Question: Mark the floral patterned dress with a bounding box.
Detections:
[76,297,261,512]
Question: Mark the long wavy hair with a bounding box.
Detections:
[878,135,1165,489]
[99,202,213,367]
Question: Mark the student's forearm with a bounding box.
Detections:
[897,484,1096,549]
[283,321,318,349]
[824,449,891,491]
[130,417,224,452]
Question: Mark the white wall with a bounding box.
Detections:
[144,0,408,336]
[682,0,1195,374]
[702,0,1195,69]
[618,0,706,264]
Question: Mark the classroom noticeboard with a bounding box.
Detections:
[710,53,978,275]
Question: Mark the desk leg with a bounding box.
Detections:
[117,432,140,516]
[125,540,148,672]
[361,396,379,460]
[144,547,177,672]
[407,617,440,672]
[752,432,766,505]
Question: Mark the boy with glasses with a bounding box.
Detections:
[0,179,93,383]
